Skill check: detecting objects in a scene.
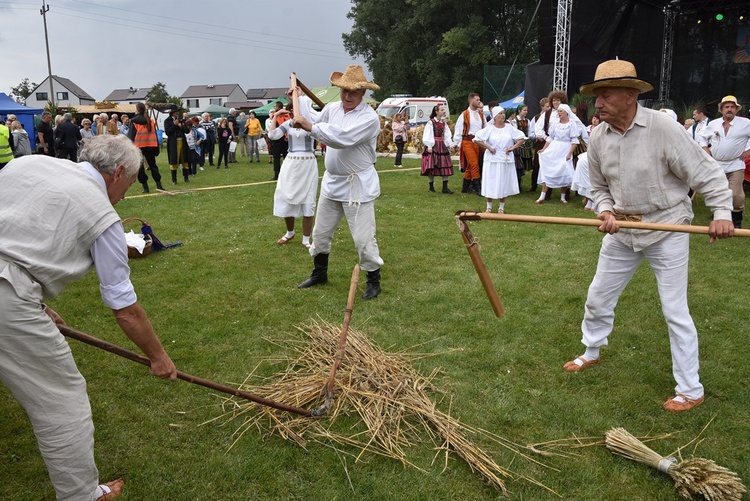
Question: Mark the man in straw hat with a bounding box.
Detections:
[696,95,750,229]
[0,135,177,499]
[564,59,734,412]
[292,65,384,299]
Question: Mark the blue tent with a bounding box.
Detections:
[498,91,525,110]
[0,93,44,150]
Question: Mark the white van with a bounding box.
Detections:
[376,95,450,126]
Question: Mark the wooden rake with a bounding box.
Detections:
[455,211,750,318]
[59,265,362,418]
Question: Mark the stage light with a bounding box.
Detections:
[697,19,702,24]
[715,13,724,21]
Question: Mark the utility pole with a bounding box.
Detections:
[40,0,54,107]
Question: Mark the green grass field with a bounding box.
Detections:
[1,151,747,500]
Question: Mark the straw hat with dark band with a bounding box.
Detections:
[330,65,380,91]
[579,59,654,96]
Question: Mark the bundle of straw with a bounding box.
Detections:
[208,319,554,495]
[605,427,746,501]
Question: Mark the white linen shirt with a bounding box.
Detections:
[308,99,381,203]
[452,108,485,144]
[422,118,453,149]
[80,162,137,309]
[696,115,750,174]
[588,105,732,251]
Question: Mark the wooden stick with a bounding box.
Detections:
[311,264,360,416]
[293,75,326,109]
[457,211,750,237]
[290,72,301,118]
[455,211,750,318]
[456,218,505,317]
[59,324,312,417]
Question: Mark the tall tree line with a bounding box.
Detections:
[343,0,539,112]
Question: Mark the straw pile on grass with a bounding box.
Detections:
[209,318,552,496]
[605,427,746,501]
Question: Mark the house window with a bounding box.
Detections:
[56,92,69,100]
[36,92,48,101]
[210,98,222,105]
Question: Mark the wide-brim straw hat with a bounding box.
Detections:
[330,65,380,91]
[579,59,654,96]
[718,95,742,111]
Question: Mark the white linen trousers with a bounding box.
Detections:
[580,231,703,399]
[309,196,384,272]
[0,277,99,500]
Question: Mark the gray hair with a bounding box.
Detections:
[78,135,143,178]
[63,113,73,121]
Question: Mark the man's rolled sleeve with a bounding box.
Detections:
[90,222,137,310]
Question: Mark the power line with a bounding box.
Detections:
[51,9,353,61]
[67,0,346,48]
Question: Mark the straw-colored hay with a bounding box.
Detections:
[208,318,554,496]
[605,427,746,501]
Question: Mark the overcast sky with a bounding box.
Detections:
[0,0,368,101]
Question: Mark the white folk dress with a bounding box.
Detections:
[474,124,526,199]
[571,151,591,198]
[269,113,318,218]
[538,121,579,188]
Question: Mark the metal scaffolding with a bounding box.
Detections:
[553,0,573,91]
[659,3,677,102]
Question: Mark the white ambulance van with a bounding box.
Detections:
[376,95,450,126]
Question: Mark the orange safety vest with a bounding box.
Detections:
[133,120,158,148]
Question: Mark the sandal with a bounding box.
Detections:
[563,355,600,372]
[301,242,312,250]
[277,234,295,245]
[96,478,124,501]
[534,199,545,204]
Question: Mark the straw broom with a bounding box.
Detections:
[605,427,746,501]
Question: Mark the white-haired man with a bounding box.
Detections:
[0,135,177,499]
[565,60,734,413]
[293,65,384,299]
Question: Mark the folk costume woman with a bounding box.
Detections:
[535,103,580,204]
[421,104,454,194]
[473,107,526,213]
[269,90,319,249]
[513,104,534,189]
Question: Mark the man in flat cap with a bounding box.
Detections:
[564,59,734,413]
[293,65,384,299]
[696,95,750,229]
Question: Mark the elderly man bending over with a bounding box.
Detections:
[0,135,177,500]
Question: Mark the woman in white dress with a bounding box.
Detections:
[535,103,580,204]
[571,151,594,211]
[269,88,319,249]
[472,107,526,213]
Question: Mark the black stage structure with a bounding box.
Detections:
[525,0,749,118]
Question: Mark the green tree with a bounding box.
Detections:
[343,0,538,112]
[146,82,171,103]
[9,78,37,104]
